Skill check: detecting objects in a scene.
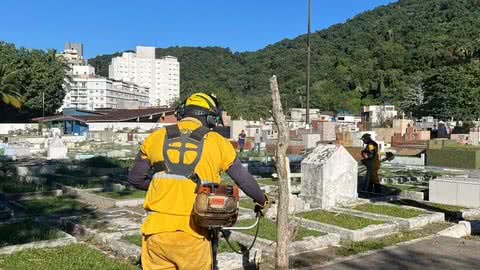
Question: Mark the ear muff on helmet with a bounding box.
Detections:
[175,97,188,120]
[176,93,224,128]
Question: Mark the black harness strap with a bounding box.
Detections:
[190,126,211,142]
[159,125,212,179]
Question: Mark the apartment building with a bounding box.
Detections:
[108,46,180,106]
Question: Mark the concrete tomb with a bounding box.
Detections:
[47,137,68,160]
[301,144,358,209]
[429,177,480,208]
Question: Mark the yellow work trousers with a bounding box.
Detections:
[368,160,381,185]
[141,231,212,270]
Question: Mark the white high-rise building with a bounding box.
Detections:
[108,46,180,106]
[61,65,150,111]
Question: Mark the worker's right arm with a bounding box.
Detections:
[226,158,266,205]
[128,134,153,190]
[128,150,151,190]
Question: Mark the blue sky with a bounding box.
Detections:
[1,0,396,58]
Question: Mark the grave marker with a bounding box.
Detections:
[301,144,358,209]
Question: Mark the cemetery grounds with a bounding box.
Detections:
[0,149,479,269]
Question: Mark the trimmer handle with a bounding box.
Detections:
[222,215,261,230]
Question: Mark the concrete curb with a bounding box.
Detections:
[298,217,398,241]
[228,230,339,255]
[436,221,471,238]
[332,207,445,229]
[0,231,76,255]
[461,208,480,219]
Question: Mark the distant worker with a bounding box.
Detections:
[252,129,262,152]
[360,133,382,193]
[238,129,246,152]
[128,92,269,270]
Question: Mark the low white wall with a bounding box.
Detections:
[389,154,425,166]
[0,124,39,135]
[88,122,169,132]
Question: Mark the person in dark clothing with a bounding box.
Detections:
[238,130,246,152]
[361,133,382,193]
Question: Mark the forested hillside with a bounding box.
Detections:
[89,0,480,120]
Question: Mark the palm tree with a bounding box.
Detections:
[0,65,23,108]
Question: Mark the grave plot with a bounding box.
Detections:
[76,186,145,209]
[60,208,143,261]
[0,244,137,270]
[387,199,475,221]
[383,183,429,201]
[333,202,445,229]
[11,196,94,217]
[0,219,76,255]
[0,175,63,201]
[297,209,397,241]
[228,218,340,255]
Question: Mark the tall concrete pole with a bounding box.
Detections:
[305,0,311,128]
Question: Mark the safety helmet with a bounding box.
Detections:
[176,92,223,127]
[361,133,371,140]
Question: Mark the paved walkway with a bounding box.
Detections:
[318,236,480,270]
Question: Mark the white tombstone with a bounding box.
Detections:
[300,144,358,209]
[47,137,67,160]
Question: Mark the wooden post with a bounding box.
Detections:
[270,75,290,269]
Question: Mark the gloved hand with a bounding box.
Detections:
[254,193,271,216]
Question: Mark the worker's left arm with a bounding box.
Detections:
[363,144,376,160]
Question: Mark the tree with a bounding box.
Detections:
[0,65,23,108]
[270,75,291,269]
[88,0,480,120]
[0,42,67,122]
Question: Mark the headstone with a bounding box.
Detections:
[10,144,31,158]
[47,137,68,160]
[300,144,358,209]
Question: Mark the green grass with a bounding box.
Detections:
[80,156,132,168]
[388,199,466,221]
[217,239,243,254]
[122,234,142,247]
[334,223,452,256]
[299,210,384,230]
[239,199,256,209]
[94,189,146,200]
[389,200,466,212]
[236,218,324,241]
[0,244,137,270]
[0,178,48,194]
[0,220,63,247]
[352,203,426,219]
[45,174,104,189]
[424,202,466,212]
[19,196,92,216]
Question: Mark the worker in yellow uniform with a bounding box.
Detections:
[128,93,268,270]
[360,133,382,193]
